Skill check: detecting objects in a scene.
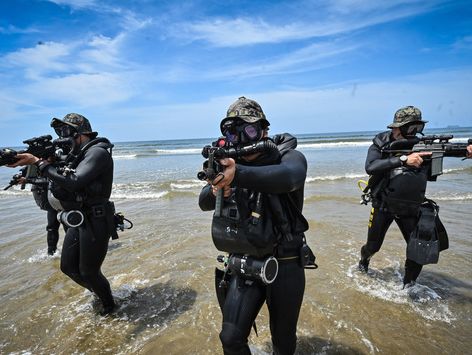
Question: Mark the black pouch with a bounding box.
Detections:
[211,213,274,257]
[106,201,119,240]
[299,243,318,269]
[211,193,275,258]
[407,201,440,265]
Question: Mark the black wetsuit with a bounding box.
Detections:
[360,131,425,284]
[32,180,61,255]
[38,139,115,310]
[199,134,307,355]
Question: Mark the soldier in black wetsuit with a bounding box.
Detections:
[31,178,62,255]
[10,113,117,315]
[358,106,472,286]
[199,97,313,355]
[11,175,62,255]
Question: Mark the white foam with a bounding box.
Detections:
[114,154,137,159]
[299,141,371,149]
[170,180,206,190]
[428,193,472,201]
[26,248,61,263]
[0,187,31,196]
[306,173,366,182]
[155,148,201,155]
[443,167,470,174]
[353,326,378,353]
[348,262,455,323]
[111,191,169,200]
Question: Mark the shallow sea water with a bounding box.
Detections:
[0,129,471,354]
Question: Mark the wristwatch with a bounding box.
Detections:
[399,155,408,165]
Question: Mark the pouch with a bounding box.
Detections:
[407,201,440,265]
[299,243,318,269]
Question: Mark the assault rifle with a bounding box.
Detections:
[0,135,57,167]
[3,167,28,190]
[382,135,472,177]
[197,139,278,181]
[3,165,43,190]
[197,138,279,217]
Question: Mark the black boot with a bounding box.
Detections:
[403,259,423,286]
[99,299,116,316]
[47,229,59,255]
[358,245,371,273]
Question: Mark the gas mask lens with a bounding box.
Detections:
[401,122,424,138]
[222,120,262,145]
[222,120,239,144]
[54,125,77,138]
[243,124,259,140]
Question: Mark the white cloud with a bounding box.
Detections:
[170,0,446,47]
[1,65,470,143]
[79,34,126,70]
[2,42,74,80]
[73,67,472,142]
[0,24,40,34]
[198,41,359,80]
[0,33,139,109]
[1,36,126,79]
[176,18,313,47]
[453,35,472,50]
[25,72,135,107]
[47,0,97,10]
[46,0,153,32]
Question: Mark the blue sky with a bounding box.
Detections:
[1,0,471,144]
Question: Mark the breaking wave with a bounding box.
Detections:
[306,173,366,182]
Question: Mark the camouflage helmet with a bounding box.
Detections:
[51,113,98,138]
[220,96,270,133]
[387,106,428,128]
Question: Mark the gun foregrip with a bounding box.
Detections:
[214,189,224,217]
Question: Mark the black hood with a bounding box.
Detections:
[273,133,297,154]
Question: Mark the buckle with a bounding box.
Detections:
[91,205,105,218]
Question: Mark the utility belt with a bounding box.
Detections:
[58,201,119,240]
[216,238,317,286]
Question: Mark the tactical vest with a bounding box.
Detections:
[381,165,428,216]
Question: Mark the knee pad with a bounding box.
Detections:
[219,322,248,353]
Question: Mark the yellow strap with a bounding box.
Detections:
[357,179,368,191]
